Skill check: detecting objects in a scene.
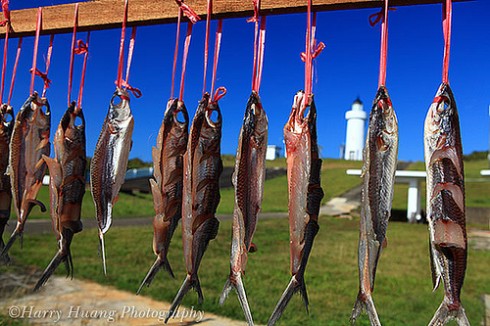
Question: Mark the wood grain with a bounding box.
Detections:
[0,0,470,37]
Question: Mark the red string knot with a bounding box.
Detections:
[121,80,142,98]
[0,0,10,26]
[212,86,226,102]
[300,42,326,62]
[247,0,260,23]
[175,0,201,24]
[369,6,396,27]
[30,68,51,89]
[74,40,88,54]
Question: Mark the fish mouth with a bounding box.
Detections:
[205,105,222,128]
[173,102,189,128]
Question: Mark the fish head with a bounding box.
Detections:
[425,83,457,150]
[205,101,222,130]
[0,103,14,136]
[175,100,190,130]
[59,102,86,146]
[109,88,132,123]
[246,91,268,136]
[29,93,51,128]
[285,91,309,134]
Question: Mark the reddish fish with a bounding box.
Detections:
[165,93,222,323]
[350,86,398,326]
[1,92,50,259]
[424,83,469,326]
[268,91,324,326]
[138,98,189,293]
[34,102,86,290]
[0,104,14,261]
[90,88,134,275]
[219,91,268,325]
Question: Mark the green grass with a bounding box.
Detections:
[8,217,489,325]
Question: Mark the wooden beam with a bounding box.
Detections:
[0,0,469,37]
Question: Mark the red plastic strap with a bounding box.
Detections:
[68,3,79,106]
[213,86,226,103]
[0,23,7,103]
[378,0,389,87]
[41,34,54,97]
[174,0,200,24]
[7,37,21,106]
[442,0,452,84]
[124,27,137,90]
[170,9,182,99]
[202,0,212,95]
[210,19,223,100]
[179,22,193,101]
[252,16,266,93]
[0,0,10,26]
[303,3,325,100]
[76,32,90,110]
[116,0,128,89]
[30,7,42,95]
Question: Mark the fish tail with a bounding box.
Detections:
[165,274,203,324]
[428,301,470,326]
[137,256,175,294]
[268,274,308,326]
[33,228,75,292]
[350,292,381,326]
[0,218,11,264]
[0,227,21,260]
[219,273,254,326]
[98,230,107,276]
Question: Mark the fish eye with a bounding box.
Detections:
[207,109,220,124]
[175,110,187,124]
[74,116,84,127]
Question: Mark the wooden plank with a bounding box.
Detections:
[0,0,470,37]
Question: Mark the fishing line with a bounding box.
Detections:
[442,0,452,84]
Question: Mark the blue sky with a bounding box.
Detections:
[4,1,490,162]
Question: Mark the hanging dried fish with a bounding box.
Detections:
[138,98,189,293]
[0,104,14,262]
[165,93,222,323]
[268,91,324,326]
[219,91,268,325]
[424,83,469,326]
[1,93,50,259]
[90,88,134,275]
[34,103,86,290]
[350,86,398,326]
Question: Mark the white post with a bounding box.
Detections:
[407,179,421,223]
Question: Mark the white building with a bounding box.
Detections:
[266,145,282,160]
[344,98,367,160]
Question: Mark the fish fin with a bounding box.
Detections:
[165,274,203,324]
[28,199,47,213]
[34,228,74,291]
[0,237,11,264]
[350,292,381,326]
[249,242,258,253]
[219,273,254,326]
[429,240,442,291]
[112,195,119,205]
[137,256,175,294]
[149,179,163,213]
[35,137,50,151]
[267,274,307,326]
[98,230,108,276]
[428,301,470,326]
[382,237,388,249]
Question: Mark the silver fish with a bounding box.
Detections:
[219,91,268,325]
[1,93,50,259]
[424,83,469,326]
[350,86,398,326]
[90,88,134,274]
[138,98,189,293]
[268,91,324,326]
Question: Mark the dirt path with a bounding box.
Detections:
[0,269,246,325]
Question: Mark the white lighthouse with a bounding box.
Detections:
[344,98,367,160]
